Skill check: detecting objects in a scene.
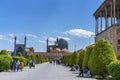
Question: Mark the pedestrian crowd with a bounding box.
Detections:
[10,59,35,72]
[10,60,24,72]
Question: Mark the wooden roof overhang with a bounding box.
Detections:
[94,0,120,18]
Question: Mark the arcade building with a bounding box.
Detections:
[94,0,120,57]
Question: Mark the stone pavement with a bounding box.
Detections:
[0,62,97,80]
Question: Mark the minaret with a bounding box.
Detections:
[46,38,49,52]
[14,36,16,48]
[55,37,59,46]
[24,36,27,48]
[24,36,27,56]
[14,36,16,56]
[56,38,59,42]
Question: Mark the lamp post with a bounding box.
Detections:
[88,37,90,45]
[74,44,77,51]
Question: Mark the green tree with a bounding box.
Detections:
[0,54,12,71]
[77,49,86,69]
[17,52,22,57]
[88,39,117,76]
[82,44,95,69]
[0,50,8,55]
[108,61,120,80]
[71,51,78,65]
[35,54,40,63]
[30,55,35,61]
[26,55,31,60]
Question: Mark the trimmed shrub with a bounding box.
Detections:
[108,61,120,80]
[88,39,117,76]
[26,54,48,64]
[30,55,36,62]
[70,51,78,65]
[25,55,31,64]
[60,55,65,64]
[25,55,31,60]
[82,44,95,69]
[35,55,41,64]
[77,49,86,69]
[41,57,48,62]
[0,50,9,55]
[17,52,22,57]
[0,55,12,71]
[68,54,73,67]
[61,54,72,66]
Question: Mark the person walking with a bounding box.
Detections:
[16,60,20,71]
[20,61,24,71]
[32,61,35,68]
[10,60,13,71]
[29,60,32,69]
[13,60,16,72]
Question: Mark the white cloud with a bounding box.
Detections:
[39,37,56,44]
[0,35,4,40]
[0,34,14,43]
[63,29,95,38]
[49,37,56,42]
[27,40,33,43]
[42,36,47,40]
[38,40,46,43]
[4,38,19,43]
[26,34,39,38]
[42,36,70,42]
[9,34,15,38]
[58,36,70,41]
[5,38,14,43]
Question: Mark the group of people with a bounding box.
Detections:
[70,64,79,72]
[10,60,24,72]
[29,60,35,69]
[49,59,61,65]
[10,59,36,72]
[71,64,91,78]
[78,66,91,78]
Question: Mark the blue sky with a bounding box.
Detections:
[0,0,104,52]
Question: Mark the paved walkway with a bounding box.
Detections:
[0,62,96,80]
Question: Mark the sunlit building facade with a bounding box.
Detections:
[94,0,120,57]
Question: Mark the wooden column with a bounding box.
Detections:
[110,2,113,25]
[105,7,108,28]
[100,12,102,32]
[117,8,119,25]
[95,17,99,35]
[113,0,116,24]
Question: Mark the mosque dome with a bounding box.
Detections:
[55,38,68,50]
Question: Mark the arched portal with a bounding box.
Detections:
[16,47,24,55]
